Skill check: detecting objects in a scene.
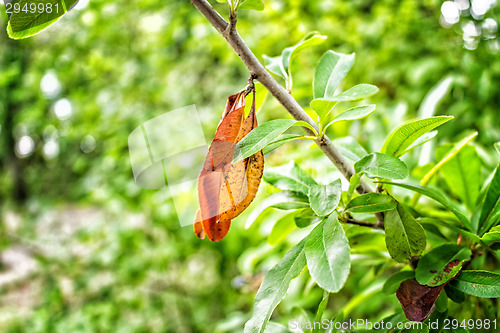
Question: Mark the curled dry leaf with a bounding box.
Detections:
[194,90,264,241]
[396,278,445,322]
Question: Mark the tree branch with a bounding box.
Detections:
[189,0,375,197]
[346,218,384,229]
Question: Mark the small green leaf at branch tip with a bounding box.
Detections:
[238,0,265,11]
[415,244,471,287]
[354,152,408,180]
[324,104,376,131]
[308,179,342,216]
[346,193,396,213]
[233,119,316,164]
[305,215,351,292]
[381,116,454,157]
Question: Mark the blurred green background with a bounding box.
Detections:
[0,0,499,332]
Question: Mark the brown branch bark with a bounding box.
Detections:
[190,0,384,226]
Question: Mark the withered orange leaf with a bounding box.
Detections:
[396,278,445,322]
[194,90,264,242]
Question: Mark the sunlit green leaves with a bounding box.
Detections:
[449,270,500,298]
[7,0,79,39]
[346,193,396,213]
[379,182,470,229]
[263,161,317,195]
[381,116,454,157]
[478,163,500,235]
[323,104,376,131]
[308,179,342,216]
[385,203,426,263]
[233,119,316,163]
[239,0,265,11]
[482,225,500,244]
[313,51,355,99]
[244,239,307,333]
[268,213,297,245]
[305,215,350,292]
[415,244,471,287]
[354,152,408,179]
[264,32,327,90]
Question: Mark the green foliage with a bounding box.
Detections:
[450,271,500,298]
[354,152,409,179]
[307,179,341,216]
[384,203,426,263]
[415,244,471,287]
[382,271,415,294]
[305,215,350,293]
[478,163,500,234]
[346,193,396,213]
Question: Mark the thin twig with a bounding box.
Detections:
[346,218,384,229]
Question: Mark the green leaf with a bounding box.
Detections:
[7,0,79,39]
[378,182,471,229]
[478,163,500,234]
[415,244,471,287]
[313,51,355,99]
[268,213,297,245]
[245,191,309,229]
[262,134,305,155]
[381,116,454,157]
[449,270,500,298]
[354,152,409,180]
[263,161,317,195]
[305,215,351,292]
[312,292,330,333]
[400,130,438,156]
[436,144,481,211]
[495,142,500,155]
[244,239,307,333]
[294,208,321,228]
[385,202,426,263]
[382,270,415,294]
[308,179,342,216]
[331,137,368,161]
[323,104,376,131]
[233,119,316,163]
[481,225,500,243]
[239,0,265,11]
[346,193,396,213]
[264,32,326,89]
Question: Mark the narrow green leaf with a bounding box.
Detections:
[346,193,396,213]
[354,152,409,180]
[262,134,305,155]
[381,116,454,157]
[478,163,500,234]
[7,0,78,39]
[331,137,368,162]
[418,76,454,118]
[268,213,297,245]
[324,104,376,131]
[294,208,321,228]
[378,182,471,229]
[318,84,379,103]
[233,119,316,163]
[305,215,351,292]
[313,51,355,99]
[416,244,471,287]
[308,179,342,216]
[264,161,317,195]
[385,202,426,263]
[400,130,437,156]
[245,191,309,229]
[382,270,415,294]
[449,270,500,298]
[263,55,286,79]
[312,292,330,333]
[436,144,481,211]
[495,142,500,155]
[244,239,307,333]
[481,225,500,243]
[239,0,265,11]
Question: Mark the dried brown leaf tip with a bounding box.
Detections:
[396,278,444,322]
[194,90,264,242]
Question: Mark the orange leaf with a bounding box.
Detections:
[195,90,264,241]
